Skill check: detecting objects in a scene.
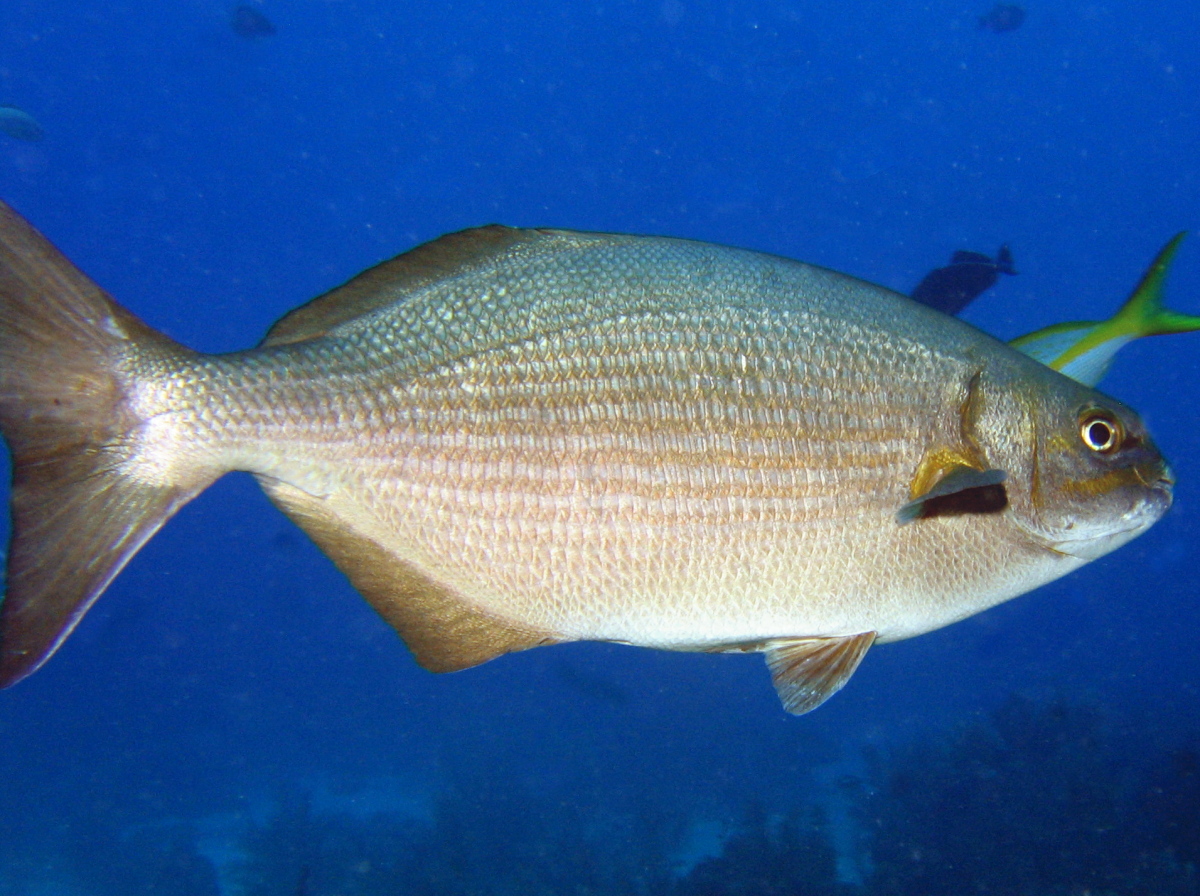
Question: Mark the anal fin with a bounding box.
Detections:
[764,632,876,715]
[258,477,559,673]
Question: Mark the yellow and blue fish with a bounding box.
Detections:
[1010,233,1196,386]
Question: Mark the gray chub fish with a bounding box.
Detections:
[0,202,1174,713]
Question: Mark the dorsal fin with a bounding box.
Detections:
[257,477,559,672]
[763,632,876,715]
[261,225,546,347]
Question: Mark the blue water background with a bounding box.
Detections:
[0,1,1197,892]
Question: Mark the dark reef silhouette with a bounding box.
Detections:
[669,804,850,896]
[860,696,1197,896]
[10,696,1198,894]
[1143,740,1200,872]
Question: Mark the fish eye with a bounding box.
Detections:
[1079,411,1123,454]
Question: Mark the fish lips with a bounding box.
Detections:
[1048,472,1173,561]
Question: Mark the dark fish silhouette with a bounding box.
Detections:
[0,106,44,143]
[979,4,1025,33]
[231,4,276,38]
[911,246,1016,316]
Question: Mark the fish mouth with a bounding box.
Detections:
[1134,455,1175,490]
[1147,476,1175,517]
[1048,477,1174,561]
[1139,478,1175,526]
[1137,463,1175,521]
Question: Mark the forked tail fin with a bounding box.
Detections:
[0,201,206,686]
[1011,232,1195,386]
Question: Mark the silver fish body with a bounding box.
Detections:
[0,206,1173,712]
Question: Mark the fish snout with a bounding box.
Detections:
[1146,465,1175,514]
[1120,451,1174,534]
[1132,452,1174,497]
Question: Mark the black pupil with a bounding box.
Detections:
[1086,419,1114,450]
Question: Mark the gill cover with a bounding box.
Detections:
[898,372,1009,524]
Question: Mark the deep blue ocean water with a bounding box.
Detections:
[1,2,1198,893]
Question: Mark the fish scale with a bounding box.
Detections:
[186,310,964,630]
[146,274,1124,632]
[0,205,1173,712]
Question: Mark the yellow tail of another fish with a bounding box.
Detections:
[1011,232,1196,386]
[0,202,210,686]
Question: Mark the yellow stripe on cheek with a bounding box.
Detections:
[1061,467,1144,497]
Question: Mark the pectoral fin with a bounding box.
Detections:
[897,464,1008,524]
[764,632,876,715]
